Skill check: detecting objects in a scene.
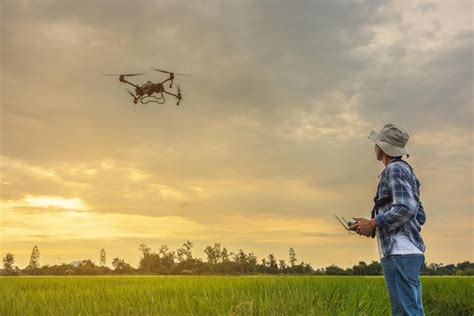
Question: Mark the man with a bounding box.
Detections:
[350,123,426,316]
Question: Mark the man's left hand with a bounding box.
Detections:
[349,217,376,237]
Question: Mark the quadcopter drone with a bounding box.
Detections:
[102,68,190,106]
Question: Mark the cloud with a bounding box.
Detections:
[1,208,205,242]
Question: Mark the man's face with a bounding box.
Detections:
[374,144,384,161]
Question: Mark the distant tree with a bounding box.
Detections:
[267,254,279,274]
[437,264,456,275]
[233,249,247,274]
[221,247,231,263]
[159,245,169,256]
[112,257,133,274]
[247,253,258,273]
[367,261,382,275]
[455,261,474,275]
[138,251,161,273]
[176,241,194,272]
[183,240,193,261]
[177,247,186,263]
[139,243,151,256]
[2,253,15,274]
[289,248,297,268]
[26,245,40,273]
[353,261,368,275]
[76,260,101,275]
[204,243,222,265]
[158,245,176,274]
[303,262,314,274]
[325,264,347,275]
[279,259,287,272]
[99,249,106,267]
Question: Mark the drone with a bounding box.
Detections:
[102,68,190,106]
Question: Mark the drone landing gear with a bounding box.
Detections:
[140,94,165,104]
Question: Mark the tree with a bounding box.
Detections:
[325,265,347,275]
[177,247,186,263]
[99,249,106,266]
[221,247,231,263]
[112,257,133,274]
[139,243,151,256]
[233,249,248,274]
[76,260,101,275]
[303,262,314,274]
[279,259,287,272]
[367,261,382,275]
[177,240,194,271]
[204,242,222,265]
[158,245,176,274]
[26,245,40,272]
[267,254,279,274]
[2,253,15,274]
[353,261,368,275]
[289,248,297,268]
[183,240,193,261]
[247,253,258,273]
[159,245,169,256]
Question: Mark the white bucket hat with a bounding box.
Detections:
[368,123,410,158]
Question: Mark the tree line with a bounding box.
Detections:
[2,242,473,276]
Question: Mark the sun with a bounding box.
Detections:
[24,196,87,210]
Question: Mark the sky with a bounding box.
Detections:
[1,0,472,269]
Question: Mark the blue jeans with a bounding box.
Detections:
[381,254,425,316]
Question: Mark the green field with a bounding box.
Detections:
[1,276,473,315]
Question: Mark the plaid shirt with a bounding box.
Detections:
[372,159,426,257]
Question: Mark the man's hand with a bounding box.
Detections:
[349,217,377,237]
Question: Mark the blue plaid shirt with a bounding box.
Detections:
[373,159,426,257]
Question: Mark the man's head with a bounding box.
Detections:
[374,144,401,162]
[368,124,410,161]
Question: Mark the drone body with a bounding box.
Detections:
[103,68,189,106]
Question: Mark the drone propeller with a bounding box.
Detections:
[150,68,191,76]
[101,73,144,77]
[177,84,182,94]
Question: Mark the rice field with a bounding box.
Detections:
[1,275,473,316]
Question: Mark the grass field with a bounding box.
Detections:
[1,275,473,315]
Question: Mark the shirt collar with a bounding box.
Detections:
[377,157,403,178]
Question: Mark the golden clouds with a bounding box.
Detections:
[24,196,87,210]
[1,208,205,242]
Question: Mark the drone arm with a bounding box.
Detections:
[122,79,138,88]
[162,90,178,98]
[158,77,173,86]
[158,73,175,87]
[163,91,181,106]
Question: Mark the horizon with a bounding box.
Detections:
[5,243,473,271]
[1,0,473,269]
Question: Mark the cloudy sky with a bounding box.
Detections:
[1,0,472,269]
